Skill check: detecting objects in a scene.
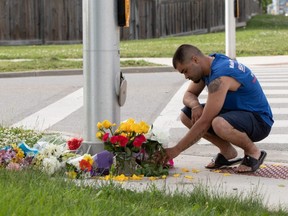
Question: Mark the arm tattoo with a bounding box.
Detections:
[208,78,222,93]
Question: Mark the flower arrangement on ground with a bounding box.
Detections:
[67,137,83,151]
[65,154,94,179]
[0,143,33,170]
[33,142,73,175]
[97,118,171,176]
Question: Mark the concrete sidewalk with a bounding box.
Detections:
[1,55,287,79]
[89,154,288,211]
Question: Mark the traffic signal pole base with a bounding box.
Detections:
[76,141,104,155]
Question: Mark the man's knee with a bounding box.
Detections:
[212,116,230,135]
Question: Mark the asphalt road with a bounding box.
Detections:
[0,71,185,136]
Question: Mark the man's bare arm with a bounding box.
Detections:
[183,80,205,108]
[172,78,228,153]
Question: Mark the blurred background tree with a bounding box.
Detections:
[261,0,273,13]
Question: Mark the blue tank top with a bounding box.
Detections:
[203,53,273,127]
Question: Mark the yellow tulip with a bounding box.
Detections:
[97,122,103,129]
[118,122,129,132]
[131,123,141,133]
[126,118,135,124]
[96,131,103,139]
[102,120,113,129]
[139,121,150,133]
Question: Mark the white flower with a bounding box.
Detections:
[42,156,61,175]
[41,143,65,158]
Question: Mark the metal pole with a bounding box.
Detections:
[80,0,120,155]
[225,0,236,59]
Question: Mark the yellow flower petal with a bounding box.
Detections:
[191,169,200,173]
[213,170,221,173]
[223,173,231,176]
[260,164,267,169]
[149,176,158,181]
[130,174,143,180]
[113,174,129,181]
[184,175,193,179]
[173,173,181,177]
[83,154,94,165]
[278,184,286,188]
[181,168,189,172]
[272,164,281,167]
[103,175,111,181]
[161,175,167,179]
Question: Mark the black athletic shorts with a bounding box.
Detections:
[181,105,271,142]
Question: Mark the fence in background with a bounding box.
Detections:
[0,0,82,45]
[0,0,261,45]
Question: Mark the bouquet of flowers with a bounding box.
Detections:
[97,118,149,155]
[96,118,170,176]
[0,143,33,170]
[65,154,94,179]
[67,137,83,151]
[32,142,77,176]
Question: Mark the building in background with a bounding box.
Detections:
[267,0,288,15]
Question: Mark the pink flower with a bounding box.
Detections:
[110,135,129,147]
[110,136,118,144]
[118,135,129,147]
[6,162,21,171]
[168,159,174,167]
[102,133,110,142]
[133,135,146,148]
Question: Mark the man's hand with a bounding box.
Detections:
[191,105,203,124]
[154,147,181,165]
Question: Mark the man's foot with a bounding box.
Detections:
[236,150,267,173]
[205,153,243,169]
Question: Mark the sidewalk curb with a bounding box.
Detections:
[0,66,176,78]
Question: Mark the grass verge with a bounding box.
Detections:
[0,168,287,215]
[0,15,287,72]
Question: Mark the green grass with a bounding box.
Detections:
[245,14,288,29]
[0,169,287,216]
[0,14,287,72]
[0,126,43,148]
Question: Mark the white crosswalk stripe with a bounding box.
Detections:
[153,66,288,146]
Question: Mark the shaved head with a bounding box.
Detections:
[172,44,204,69]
